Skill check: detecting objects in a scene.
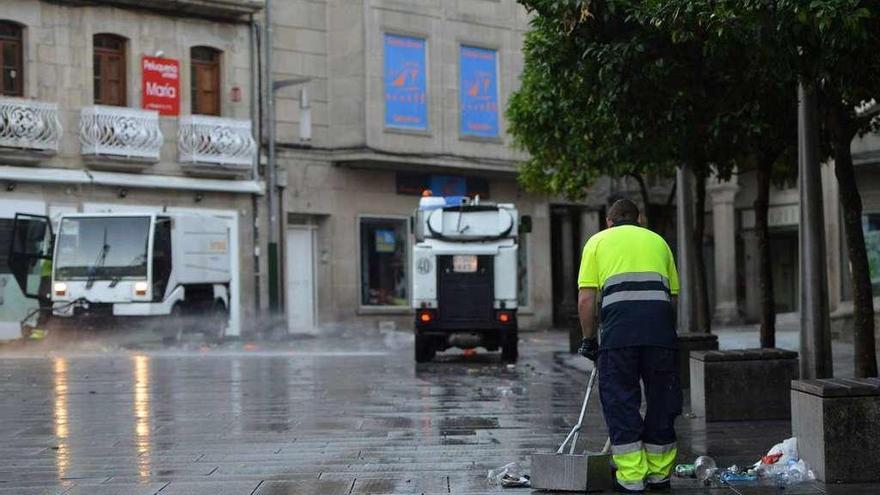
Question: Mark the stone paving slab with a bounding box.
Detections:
[252,480,353,495]
[156,481,262,494]
[0,488,69,495]
[65,483,168,495]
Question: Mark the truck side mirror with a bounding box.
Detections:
[519,215,532,234]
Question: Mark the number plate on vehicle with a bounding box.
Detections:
[453,255,478,273]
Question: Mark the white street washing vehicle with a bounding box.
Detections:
[9,212,231,341]
[411,195,530,362]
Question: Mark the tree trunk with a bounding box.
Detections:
[833,132,879,378]
[692,166,712,332]
[755,162,776,348]
[628,171,652,229]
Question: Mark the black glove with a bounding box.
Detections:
[578,337,599,361]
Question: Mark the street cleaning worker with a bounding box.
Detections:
[577,199,682,493]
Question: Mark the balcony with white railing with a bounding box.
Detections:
[0,98,63,163]
[178,115,256,176]
[80,105,163,167]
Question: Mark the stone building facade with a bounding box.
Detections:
[0,0,265,339]
[265,0,559,332]
[703,137,878,337]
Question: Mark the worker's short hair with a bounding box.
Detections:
[607,199,640,225]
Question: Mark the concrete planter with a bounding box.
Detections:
[690,348,798,421]
[677,333,718,389]
[791,378,880,483]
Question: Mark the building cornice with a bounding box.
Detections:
[273,145,521,177]
[48,0,264,21]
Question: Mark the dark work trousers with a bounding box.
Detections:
[597,346,683,450]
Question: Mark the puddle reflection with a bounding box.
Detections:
[133,354,151,481]
[52,357,70,479]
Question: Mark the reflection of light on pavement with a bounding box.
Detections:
[231,359,241,436]
[52,357,70,479]
[133,355,151,481]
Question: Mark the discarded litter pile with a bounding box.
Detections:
[488,462,531,488]
[674,437,816,487]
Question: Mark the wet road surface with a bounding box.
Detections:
[0,328,875,494]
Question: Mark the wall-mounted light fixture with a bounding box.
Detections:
[194,193,204,203]
[118,188,128,198]
[6,183,16,192]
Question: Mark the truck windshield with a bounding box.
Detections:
[55,217,150,281]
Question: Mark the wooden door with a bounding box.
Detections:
[93,34,126,106]
[0,22,23,97]
[191,47,221,116]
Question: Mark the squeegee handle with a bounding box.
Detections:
[556,366,598,454]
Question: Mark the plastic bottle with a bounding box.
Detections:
[786,459,807,483]
[694,456,717,483]
[674,464,696,478]
[720,471,757,484]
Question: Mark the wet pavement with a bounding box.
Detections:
[0,327,877,494]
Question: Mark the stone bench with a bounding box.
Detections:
[677,333,718,388]
[791,378,880,483]
[690,348,798,421]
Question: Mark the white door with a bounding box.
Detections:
[286,227,316,332]
[0,199,47,340]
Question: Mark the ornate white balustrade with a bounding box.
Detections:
[178,115,256,172]
[0,98,63,153]
[80,105,163,162]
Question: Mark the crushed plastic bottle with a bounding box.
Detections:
[694,456,717,483]
[786,459,809,484]
[720,470,757,484]
[488,462,528,486]
[674,464,696,478]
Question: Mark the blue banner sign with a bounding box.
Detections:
[429,175,467,197]
[384,34,428,130]
[460,46,499,137]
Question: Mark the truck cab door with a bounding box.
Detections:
[9,214,53,299]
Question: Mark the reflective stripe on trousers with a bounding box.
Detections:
[645,442,677,481]
[611,441,647,489]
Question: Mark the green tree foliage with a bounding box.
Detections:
[508,0,795,334]
[509,0,878,375]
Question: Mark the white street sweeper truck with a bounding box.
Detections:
[9,212,231,341]
[411,195,530,362]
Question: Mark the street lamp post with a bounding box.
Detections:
[264,0,311,316]
[266,77,310,315]
[797,82,833,379]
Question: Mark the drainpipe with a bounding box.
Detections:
[249,14,262,315]
[265,0,281,315]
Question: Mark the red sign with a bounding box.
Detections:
[142,56,179,116]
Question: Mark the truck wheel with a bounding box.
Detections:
[501,332,518,362]
[162,304,185,346]
[414,333,435,363]
[206,301,228,344]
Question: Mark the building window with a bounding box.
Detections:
[395,173,490,199]
[0,21,23,97]
[191,46,221,116]
[93,34,127,106]
[360,217,408,307]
